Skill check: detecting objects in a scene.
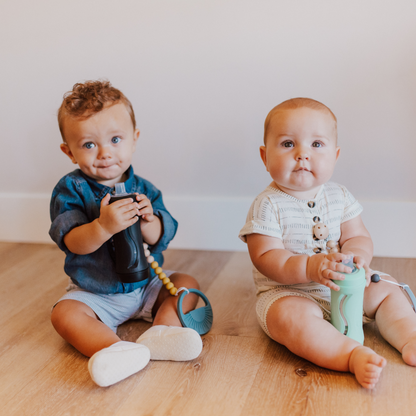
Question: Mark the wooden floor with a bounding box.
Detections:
[1,242,415,416]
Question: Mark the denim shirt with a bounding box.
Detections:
[49,166,178,294]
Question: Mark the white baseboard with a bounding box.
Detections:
[0,194,415,258]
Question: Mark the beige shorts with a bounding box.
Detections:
[256,280,376,339]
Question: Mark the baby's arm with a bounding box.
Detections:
[246,233,352,291]
[64,194,143,255]
[339,215,373,285]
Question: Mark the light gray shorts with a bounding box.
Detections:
[256,277,379,339]
[53,270,174,333]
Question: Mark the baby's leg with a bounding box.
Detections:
[137,273,203,361]
[152,272,200,326]
[364,276,416,366]
[267,296,386,389]
[51,300,150,386]
[51,299,120,357]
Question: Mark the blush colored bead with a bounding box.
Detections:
[326,240,337,248]
[143,243,148,250]
[313,223,329,240]
[147,256,154,263]
[144,249,151,257]
[330,247,339,253]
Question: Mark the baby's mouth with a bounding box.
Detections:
[294,167,311,173]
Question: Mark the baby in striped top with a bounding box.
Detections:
[239,98,416,389]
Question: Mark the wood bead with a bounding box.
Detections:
[313,223,329,240]
[326,240,337,248]
[143,248,178,297]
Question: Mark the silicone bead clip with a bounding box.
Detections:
[141,242,214,334]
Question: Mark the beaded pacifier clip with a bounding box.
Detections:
[143,243,213,335]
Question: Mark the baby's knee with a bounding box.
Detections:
[51,300,92,333]
[51,301,69,332]
[267,298,303,331]
[266,297,323,339]
[366,275,401,299]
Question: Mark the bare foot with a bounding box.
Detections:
[402,335,416,366]
[349,346,386,389]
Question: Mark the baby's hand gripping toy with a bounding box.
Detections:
[109,183,150,284]
[109,183,213,335]
[330,257,366,344]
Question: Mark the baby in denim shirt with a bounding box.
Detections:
[50,80,202,387]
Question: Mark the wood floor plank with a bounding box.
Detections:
[0,244,66,322]
[1,243,415,416]
[114,335,269,416]
[370,257,416,288]
[163,249,232,293]
[205,251,263,338]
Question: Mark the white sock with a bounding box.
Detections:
[136,325,203,361]
[88,341,150,387]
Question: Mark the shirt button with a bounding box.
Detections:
[313,216,320,223]
[308,201,316,208]
[313,247,322,253]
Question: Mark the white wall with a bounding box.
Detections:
[1,1,415,257]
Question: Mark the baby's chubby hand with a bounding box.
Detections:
[97,193,140,236]
[134,194,157,224]
[342,251,372,287]
[306,252,354,291]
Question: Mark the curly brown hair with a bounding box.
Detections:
[58,80,136,141]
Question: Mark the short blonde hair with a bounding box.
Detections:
[263,98,337,144]
[58,80,136,142]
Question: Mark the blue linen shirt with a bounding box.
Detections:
[49,166,178,294]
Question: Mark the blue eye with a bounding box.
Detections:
[282,141,294,148]
[312,142,322,148]
[111,136,121,144]
[84,142,95,149]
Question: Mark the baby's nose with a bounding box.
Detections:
[98,146,112,159]
[296,151,309,160]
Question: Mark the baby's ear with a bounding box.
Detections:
[134,129,140,142]
[260,146,268,171]
[335,146,341,161]
[60,143,77,164]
